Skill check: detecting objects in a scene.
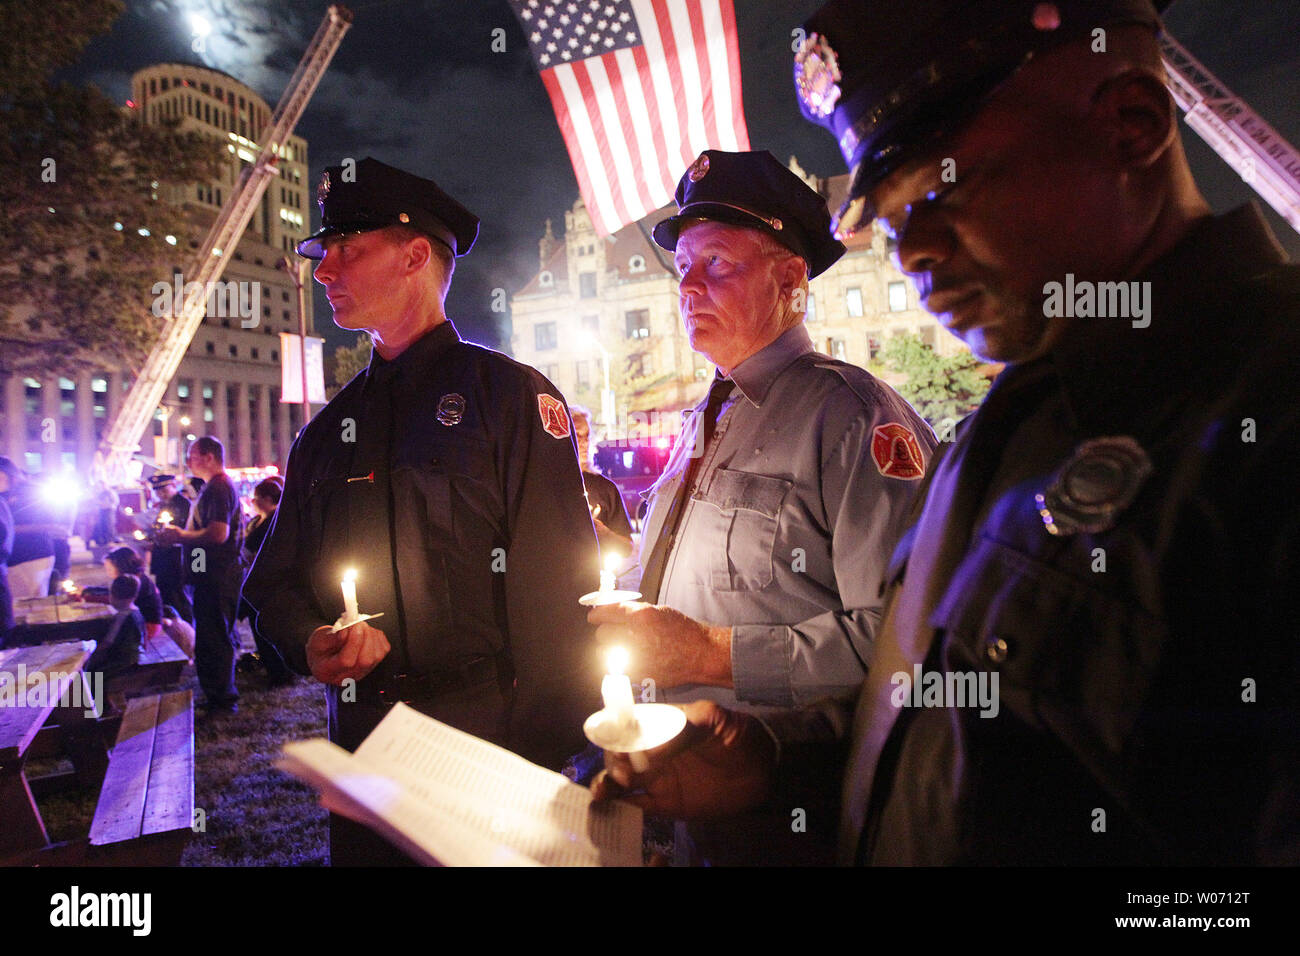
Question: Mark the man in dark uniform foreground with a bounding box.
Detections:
[594,0,1300,865]
[244,157,600,865]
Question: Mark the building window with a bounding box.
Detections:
[177,382,190,399]
[628,254,645,273]
[806,293,817,322]
[271,350,279,362]
[888,281,907,313]
[868,336,882,361]
[624,309,650,339]
[538,270,553,288]
[846,287,864,317]
[229,345,238,357]
[534,322,558,351]
[576,361,589,387]
[206,342,215,354]
[204,408,214,422]
[629,351,655,378]
[579,272,597,299]
[829,338,848,361]
[251,348,260,360]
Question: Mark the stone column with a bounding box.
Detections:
[212,380,230,453]
[41,376,61,472]
[76,372,96,473]
[235,381,252,467]
[276,391,291,468]
[4,374,25,463]
[255,383,273,464]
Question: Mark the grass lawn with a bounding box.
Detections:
[35,658,330,867]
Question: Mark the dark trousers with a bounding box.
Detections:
[324,680,510,866]
[192,583,239,706]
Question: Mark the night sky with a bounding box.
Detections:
[62,0,1300,355]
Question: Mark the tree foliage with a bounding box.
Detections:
[881,334,992,428]
[329,335,372,392]
[0,0,224,373]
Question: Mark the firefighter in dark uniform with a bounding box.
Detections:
[592,0,1300,866]
[146,474,192,624]
[243,158,600,865]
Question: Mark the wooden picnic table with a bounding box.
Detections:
[0,641,109,858]
[6,597,113,648]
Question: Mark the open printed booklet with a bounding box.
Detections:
[277,702,643,866]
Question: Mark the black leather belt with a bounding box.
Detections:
[355,655,508,707]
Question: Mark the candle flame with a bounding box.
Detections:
[606,646,629,676]
[603,552,620,574]
[132,530,145,540]
[159,511,172,525]
[344,568,357,583]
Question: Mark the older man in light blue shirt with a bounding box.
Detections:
[590,150,935,714]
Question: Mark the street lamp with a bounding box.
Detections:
[581,330,616,435]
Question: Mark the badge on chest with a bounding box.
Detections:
[1035,436,1152,536]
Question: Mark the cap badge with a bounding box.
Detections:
[316,171,331,213]
[399,212,410,223]
[794,32,842,119]
[1035,436,1152,536]
[687,153,710,182]
[436,393,466,427]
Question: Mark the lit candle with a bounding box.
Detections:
[341,568,359,622]
[158,510,173,526]
[599,552,619,593]
[132,529,145,541]
[601,646,636,733]
[62,579,76,595]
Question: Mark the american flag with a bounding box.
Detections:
[510,0,751,236]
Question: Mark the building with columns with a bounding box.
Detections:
[509,158,965,434]
[0,62,314,476]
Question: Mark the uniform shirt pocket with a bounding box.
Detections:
[930,531,1166,759]
[696,469,793,591]
[397,436,500,544]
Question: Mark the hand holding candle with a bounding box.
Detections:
[585,644,686,767]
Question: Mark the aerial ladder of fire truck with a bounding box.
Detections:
[94,4,353,486]
[1160,31,1300,235]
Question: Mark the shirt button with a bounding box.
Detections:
[984,635,1009,664]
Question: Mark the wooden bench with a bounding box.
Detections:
[87,690,194,865]
[105,631,189,701]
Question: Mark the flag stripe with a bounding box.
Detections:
[645,0,696,177]
[629,41,678,206]
[613,47,670,213]
[683,0,719,153]
[717,0,750,150]
[662,0,709,162]
[542,66,620,236]
[570,59,635,231]
[587,54,656,220]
